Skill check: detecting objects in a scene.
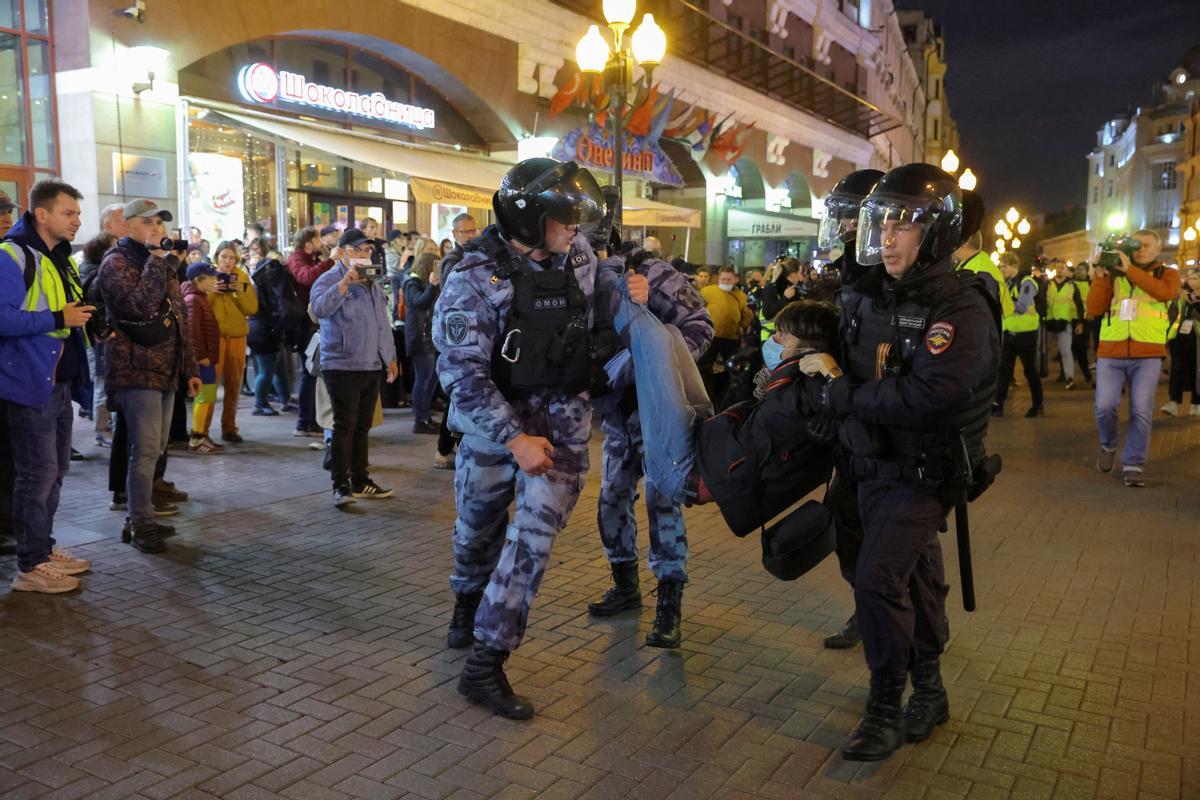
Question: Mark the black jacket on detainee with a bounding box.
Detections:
[697,358,834,536]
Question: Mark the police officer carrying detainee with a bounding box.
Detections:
[433,158,605,720]
[797,163,1001,761]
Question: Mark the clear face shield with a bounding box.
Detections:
[817,194,862,251]
[855,195,936,267]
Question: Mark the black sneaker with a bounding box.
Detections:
[412,420,440,435]
[221,431,244,443]
[333,485,356,507]
[352,479,393,499]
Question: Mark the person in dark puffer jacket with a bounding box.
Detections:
[181,263,223,454]
[402,252,440,434]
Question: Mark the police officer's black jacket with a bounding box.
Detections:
[697,358,834,536]
[827,256,1001,475]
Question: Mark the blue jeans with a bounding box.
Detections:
[410,353,438,423]
[1095,357,1161,471]
[613,289,712,506]
[4,383,72,572]
[253,352,289,409]
[111,388,175,526]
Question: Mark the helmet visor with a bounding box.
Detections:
[540,163,606,228]
[855,194,938,267]
[818,194,862,250]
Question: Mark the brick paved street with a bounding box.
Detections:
[1,376,1198,800]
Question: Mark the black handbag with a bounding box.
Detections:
[118,297,176,347]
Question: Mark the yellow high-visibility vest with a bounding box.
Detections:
[0,242,80,340]
[1003,276,1039,334]
[1100,275,1169,346]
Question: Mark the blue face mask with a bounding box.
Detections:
[762,337,785,371]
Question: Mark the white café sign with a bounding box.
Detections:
[237,62,436,131]
[726,208,818,239]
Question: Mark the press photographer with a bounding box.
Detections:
[1085,229,1179,486]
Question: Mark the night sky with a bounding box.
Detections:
[898,0,1200,216]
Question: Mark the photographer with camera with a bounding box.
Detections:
[1087,229,1179,486]
[98,199,201,554]
[310,229,398,506]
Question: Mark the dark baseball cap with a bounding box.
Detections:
[338,228,372,248]
[319,224,340,237]
[186,262,218,281]
[387,229,405,242]
[0,190,15,213]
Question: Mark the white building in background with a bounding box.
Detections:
[1085,59,1196,265]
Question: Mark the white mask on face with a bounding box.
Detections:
[718,283,734,292]
[349,257,373,268]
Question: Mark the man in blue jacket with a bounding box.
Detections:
[0,180,96,593]
[310,228,398,507]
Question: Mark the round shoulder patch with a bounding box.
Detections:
[926,321,955,355]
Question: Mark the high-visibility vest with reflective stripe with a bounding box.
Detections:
[758,304,775,342]
[1099,275,1169,345]
[1003,276,1040,333]
[0,242,80,339]
[1047,280,1078,322]
[958,252,1013,317]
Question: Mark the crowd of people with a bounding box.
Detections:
[0,157,1197,765]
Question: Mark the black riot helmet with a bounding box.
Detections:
[492,158,606,250]
[960,189,985,245]
[856,163,964,268]
[817,168,884,250]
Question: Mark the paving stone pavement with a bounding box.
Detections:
[1,375,1197,800]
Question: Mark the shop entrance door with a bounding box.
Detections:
[310,196,390,234]
[0,167,31,215]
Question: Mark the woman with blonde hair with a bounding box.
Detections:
[402,252,442,433]
[207,240,259,443]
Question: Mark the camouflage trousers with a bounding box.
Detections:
[450,434,588,652]
[597,409,688,583]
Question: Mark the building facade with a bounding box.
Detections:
[898,9,956,168]
[1176,47,1200,268]
[44,0,931,267]
[0,0,59,205]
[1085,51,1199,267]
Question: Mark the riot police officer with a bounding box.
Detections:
[798,163,1001,761]
[433,158,605,720]
[816,168,881,651]
[587,244,713,648]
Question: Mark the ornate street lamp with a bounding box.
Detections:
[576,3,666,228]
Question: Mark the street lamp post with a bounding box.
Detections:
[575,2,666,230]
[940,148,977,191]
[992,206,1031,260]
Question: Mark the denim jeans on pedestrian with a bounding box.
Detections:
[1053,328,1074,382]
[253,352,290,409]
[613,288,712,506]
[1095,356,1161,472]
[410,353,437,423]
[111,388,175,526]
[87,341,111,433]
[4,383,73,572]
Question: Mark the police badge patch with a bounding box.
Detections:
[925,321,954,355]
[445,311,472,346]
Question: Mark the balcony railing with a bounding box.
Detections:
[549,0,901,140]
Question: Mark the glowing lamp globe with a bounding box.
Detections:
[603,0,636,26]
[958,168,977,191]
[940,149,959,174]
[576,26,610,73]
[631,13,667,65]
[1005,207,1019,225]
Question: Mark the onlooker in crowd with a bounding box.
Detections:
[0,190,17,237]
[310,228,398,506]
[318,224,339,258]
[1046,264,1086,389]
[207,241,258,443]
[699,266,752,406]
[439,238,453,258]
[385,229,408,279]
[244,223,265,246]
[99,199,200,553]
[994,253,1044,418]
[693,267,710,289]
[359,217,381,240]
[1071,263,1094,384]
[1087,230,1179,486]
[246,237,270,267]
[287,227,336,435]
[248,252,301,416]
[185,245,206,265]
[0,179,94,592]
[188,226,202,248]
[642,235,662,256]
[432,213,478,468]
[758,257,802,340]
[411,235,438,263]
[1163,266,1200,416]
[182,262,223,454]
[78,231,117,445]
[403,252,441,434]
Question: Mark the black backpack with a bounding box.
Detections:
[254,260,307,334]
[80,266,107,340]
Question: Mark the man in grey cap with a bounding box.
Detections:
[98,199,200,554]
[0,190,15,239]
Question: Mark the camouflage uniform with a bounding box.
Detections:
[593,251,713,583]
[434,230,596,653]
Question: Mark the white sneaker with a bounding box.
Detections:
[1161,401,1179,417]
[48,547,91,575]
[1191,404,1200,417]
[11,563,81,594]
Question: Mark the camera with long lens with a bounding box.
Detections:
[1096,234,1141,273]
[158,237,188,252]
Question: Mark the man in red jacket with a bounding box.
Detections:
[1086,229,1179,487]
[286,226,335,436]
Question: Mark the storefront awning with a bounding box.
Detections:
[622,197,702,229]
[219,110,511,195]
[727,207,819,239]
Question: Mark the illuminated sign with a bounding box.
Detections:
[551,124,683,187]
[237,62,436,131]
[727,208,818,239]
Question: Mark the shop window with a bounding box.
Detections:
[1,0,16,29]
[1155,160,1177,191]
[26,39,52,168]
[0,33,27,167]
[22,0,47,34]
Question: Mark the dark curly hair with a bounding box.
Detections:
[773,299,840,354]
[81,232,116,266]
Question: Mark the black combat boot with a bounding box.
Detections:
[904,653,950,743]
[841,672,907,762]
[644,580,683,648]
[823,613,861,649]
[128,524,167,554]
[587,560,641,616]
[447,590,483,649]
[457,643,534,720]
